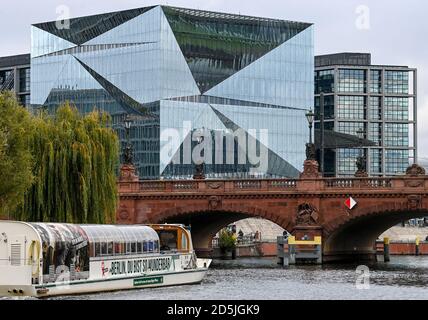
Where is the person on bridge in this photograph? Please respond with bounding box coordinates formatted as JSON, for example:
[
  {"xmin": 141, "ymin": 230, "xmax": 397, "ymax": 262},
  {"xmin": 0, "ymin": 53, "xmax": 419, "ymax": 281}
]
[{"xmin": 238, "ymin": 229, "xmax": 244, "ymax": 239}]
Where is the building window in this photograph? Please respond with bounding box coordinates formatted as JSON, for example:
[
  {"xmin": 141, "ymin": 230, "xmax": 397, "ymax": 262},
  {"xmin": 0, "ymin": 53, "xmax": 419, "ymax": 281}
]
[
  {"xmin": 385, "ymin": 149, "xmax": 409, "ymax": 174},
  {"xmin": 337, "ymin": 148, "xmax": 361, "ymax": 175},
  {"xmin": 315, "ymin": 69, "xmax": 334, "ymax": 94},
  {"xmin": 337, "ymin": 96, "xmax": 365, "ymax": 120},
  {"xmin": 314, "ymin": 94, "xmax": 334, "ymax": 119},
  {"xmin": 384, "ymin": 71, "xmax": 408, "ymax": 94},
  {"xmin": 370, "ymin": 70, "xmax": 382, "ymax": 94},
  {"xmin": 384, "ymin": 123, "xmax": 409, "ymax": 147},
  {"xmin": 19, "ymin": 94, "xmax": 30, "ymax": 107},
  {"xmin": 0, "ymin": 70, "xmax": 14, "ymax": 90},
  {"xmin": 337, "ymin": 122, "xmax": 365, "ymax": 136},
  {"xmin": 19, "ymin": 68, "xmax": 30, "ymax": 92},
  {"xmin": 369, "ymin": 96, "xmax": 381, "ymax": 120},
  {"xmin": 370, "ymin": 149, "xmax": 382, "ymax": 174},
  {"xmin": 368, "ymin": 123, "xmax": 382, "ymax": 146},
  {"xmin": 384, "ymin": 97, "xmax": 409, "ymax": 121},
  {"xmin": 338, "ymin": 69, "xmax": 366, "ymax": 93}
]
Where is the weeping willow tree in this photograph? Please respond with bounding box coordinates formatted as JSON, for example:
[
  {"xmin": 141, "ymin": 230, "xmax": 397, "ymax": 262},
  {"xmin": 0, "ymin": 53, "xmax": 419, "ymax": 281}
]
[
  {"xmin": 15, "ymin": 102, "xmax": 120, "ymax": 224},
  {"xmin": 0, "ymin": 92, "xmax": 34, "ymax": 218}
]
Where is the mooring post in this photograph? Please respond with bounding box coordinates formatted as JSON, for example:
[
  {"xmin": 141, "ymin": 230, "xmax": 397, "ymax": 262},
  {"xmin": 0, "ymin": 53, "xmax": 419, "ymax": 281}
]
[
  {"xmin": 384, "ymin": 237, "xmax": 390, "ymax": 262},
  {"xmin": 415, "ymin": 237, "xmax": 420, "ymax": 256},
  {"xmin": 288, "ymin": 236, "xmax": 296, "ymax": 265}
]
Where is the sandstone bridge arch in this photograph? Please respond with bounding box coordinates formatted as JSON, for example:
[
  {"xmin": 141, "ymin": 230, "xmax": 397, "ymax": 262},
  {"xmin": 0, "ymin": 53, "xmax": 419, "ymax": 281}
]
[
  {"xmin": 117, "ymin": 162, "xmax": 428, "ymax": 262},
  {"xmin": 149, "ymin": 205, "xmax": 291, "ymax": 253}
]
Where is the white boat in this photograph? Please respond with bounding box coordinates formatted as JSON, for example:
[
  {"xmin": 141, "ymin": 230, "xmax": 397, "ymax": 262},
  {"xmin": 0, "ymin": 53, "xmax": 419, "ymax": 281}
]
[{"xmin": 0, "ymin": 221, "xmax": 211, "ymax": 298}]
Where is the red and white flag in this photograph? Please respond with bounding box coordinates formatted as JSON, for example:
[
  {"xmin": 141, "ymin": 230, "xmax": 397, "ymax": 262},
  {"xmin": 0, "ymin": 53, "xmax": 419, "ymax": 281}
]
[{"xmin": 345, "ymin": 197, "xmax": 357, "ymax": 210}]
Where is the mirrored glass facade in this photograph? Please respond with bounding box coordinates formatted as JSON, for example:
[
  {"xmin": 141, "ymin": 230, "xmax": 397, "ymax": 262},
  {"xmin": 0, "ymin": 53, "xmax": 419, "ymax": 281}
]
[
  {"xmin": 31, "ymin": 5, "xmax": 314, "ymax": 179},
  {"xmin": 314, "ymin": 53, "xmax": 417, "ymax": 177}
]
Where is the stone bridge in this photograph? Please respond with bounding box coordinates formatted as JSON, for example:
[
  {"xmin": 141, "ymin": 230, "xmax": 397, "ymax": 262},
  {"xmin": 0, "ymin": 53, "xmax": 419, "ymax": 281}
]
[{"xmin": 117, "ymin": 161, "xmax": 428, "ymax": 262}]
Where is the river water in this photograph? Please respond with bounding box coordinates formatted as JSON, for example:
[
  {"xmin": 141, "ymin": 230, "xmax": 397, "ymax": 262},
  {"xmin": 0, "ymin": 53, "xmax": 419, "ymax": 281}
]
[{"xmin": 42, "ymin": 256, "xmax": 428, "ymax": 300}]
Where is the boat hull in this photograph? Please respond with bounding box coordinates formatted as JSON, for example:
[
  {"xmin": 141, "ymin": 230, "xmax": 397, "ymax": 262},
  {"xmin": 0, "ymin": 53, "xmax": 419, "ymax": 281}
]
[{"xmin": 0, "ymin": 264, "xmax": 210, "ymax": 298}]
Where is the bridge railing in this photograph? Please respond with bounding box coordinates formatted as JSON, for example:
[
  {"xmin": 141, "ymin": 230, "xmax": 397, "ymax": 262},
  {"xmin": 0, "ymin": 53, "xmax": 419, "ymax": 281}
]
[
  {"xmin": 126, "ymin": 175, "xmax": 426, "ymax": 194},
  {"xmin": 324, "ymin": 177, "xmax": 393, "ymax": 189}
]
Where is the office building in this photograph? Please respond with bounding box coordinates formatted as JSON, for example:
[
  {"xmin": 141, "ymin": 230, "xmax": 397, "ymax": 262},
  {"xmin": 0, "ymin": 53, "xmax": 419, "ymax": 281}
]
[
  {"xmin": 30, "ymin": 5, "xmax": 314, "ymax": 179},
  {"xmin": 315, "ymin": 53, "xmax": 417, "ymax": 177},
  {"xmin": 0, "ymin": 54, "xmax": 31, "ymax": 107}
]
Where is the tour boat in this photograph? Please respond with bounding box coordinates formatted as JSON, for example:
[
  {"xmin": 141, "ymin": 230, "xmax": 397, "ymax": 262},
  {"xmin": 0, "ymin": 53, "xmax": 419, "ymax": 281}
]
[{"xmin": 0, "ymin": 221, "xmax": 211, "ymax": 298}]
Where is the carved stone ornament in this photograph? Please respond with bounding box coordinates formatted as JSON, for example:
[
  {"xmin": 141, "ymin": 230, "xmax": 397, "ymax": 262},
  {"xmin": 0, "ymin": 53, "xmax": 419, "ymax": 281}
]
[
  {"xmin": 406, "ymin": 164, "xmax": 426, "ymax": 176},
  {"xmin": 299, "ymin": 160, "xmax": 321, "ymax": 179},
  {"xmin": 119, "ymin": 164, "xmax": 139, "ymax": 182},
  {"xmin": 119, "ymin": 210, "xmax": 129, "ymax": 220},
  {"xmin": 296, "ymin": 203, "xmax": 319, "ymax": 226},
  {"xmin": 405, "ymin": 180, "xmax": 424, "ymax": 188},
  {"xmin": 208, "ymin": 196, "xmax": 222, "ymax": 210},
  {"xmin": 407, "ymin": 195, "xmax": 422, "ymax": 210},
  {"xmin": 208, "ymin": 182, "xmax": 223, "ymax": 189}
]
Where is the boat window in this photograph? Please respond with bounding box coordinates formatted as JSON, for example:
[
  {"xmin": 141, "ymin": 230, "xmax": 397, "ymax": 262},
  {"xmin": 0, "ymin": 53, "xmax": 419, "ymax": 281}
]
[
  {"xmin": 154, "ymin": 240, "xmax": 159, "ymax": 252},
  {"xmin": 148, "ymin": 241, "xmax": 154, "ymax": 252},
  {"xmin": 95, "ymin": 243, "xmax": 101, "ymax": 257},
  {"xmin": 181, "ymin": 233, "xmax": 188, "ymax": 251},
  {"xmin": 101, "ymin": 242, "xmax": 107, "ymax": 256},
  {"xmin": 107, "ymin": 242, "xmax": 113, "ymax": 255},
  {"xmin": 143, "ymin": 241, "xmax": 148, "ymax": 252},
  {"xmin": 114, "ymin": 242, "xmax": 122, "ymax": 255},
  {"xmin": 76, "ymin": 224, "xmax": 159, "ymax": 257},
  {"xmin": 159, "ymin": 230, "xmax": 177, "ymax": 251}
]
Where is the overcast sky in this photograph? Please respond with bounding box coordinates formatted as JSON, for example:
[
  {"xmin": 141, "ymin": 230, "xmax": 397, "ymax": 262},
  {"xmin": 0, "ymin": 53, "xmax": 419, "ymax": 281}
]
[{"xmin": 1, "ymin": 0, "xmax": 427, "ymax": 160}]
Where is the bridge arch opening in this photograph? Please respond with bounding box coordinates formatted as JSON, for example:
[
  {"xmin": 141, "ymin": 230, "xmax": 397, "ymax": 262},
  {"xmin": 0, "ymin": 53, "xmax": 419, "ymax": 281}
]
[
  {"xmin": 324, "ymin": 209, "xmax": 428, "ymax": 262},
  {"xmin": 158, "ymin": 210, "xmax": 288, "ymax": 255}
]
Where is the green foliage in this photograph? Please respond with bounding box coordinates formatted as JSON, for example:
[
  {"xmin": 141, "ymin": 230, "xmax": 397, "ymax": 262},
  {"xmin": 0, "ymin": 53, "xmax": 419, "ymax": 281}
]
[
  {"xmin": 14, "ymin": 102, "xmax": 120, "ymax": 224},
  {"xmin": 218, "ymin": 229, "xmax": 237, "ymax": 251},
  {"xmin": 0, "ymin": 92, "xmax": 34, "ymax": 217}
]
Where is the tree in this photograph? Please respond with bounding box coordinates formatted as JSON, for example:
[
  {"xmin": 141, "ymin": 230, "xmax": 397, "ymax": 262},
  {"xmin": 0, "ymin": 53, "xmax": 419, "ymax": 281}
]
[
  {"xmin": 15, "ymin": 102, "xmax": 120, "ymax": 224},
  {"xmin": 218, "ymin": 229, "xmax": 237, "ymax": 252},
  {"xmin": 0, "ymin": 92, "xmax": 34, "ymax": 218}
]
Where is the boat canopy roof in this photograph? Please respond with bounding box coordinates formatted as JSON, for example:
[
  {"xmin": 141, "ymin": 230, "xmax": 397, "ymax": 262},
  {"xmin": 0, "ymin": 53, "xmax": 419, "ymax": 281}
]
[{"xmin": 28, "ymin": 223, "xmax": 159, "ymax": 244}]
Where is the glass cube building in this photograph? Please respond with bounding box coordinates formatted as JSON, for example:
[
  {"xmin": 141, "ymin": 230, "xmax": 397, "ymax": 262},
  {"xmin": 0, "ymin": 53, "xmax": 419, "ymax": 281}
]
[
  {"xmin": 315, "ymin": 53, "xmax": 417, "ymax": 177},
  {"xmin": 30, "ymin": 5, "xmax": 314, "ymax": 179}
]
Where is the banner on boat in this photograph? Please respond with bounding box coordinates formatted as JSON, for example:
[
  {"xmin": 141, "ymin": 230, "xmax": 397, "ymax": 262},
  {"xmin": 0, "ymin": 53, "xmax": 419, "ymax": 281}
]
[{"xmin": 98, "ymin": 256, "xmax": 173, "ymax": 278}]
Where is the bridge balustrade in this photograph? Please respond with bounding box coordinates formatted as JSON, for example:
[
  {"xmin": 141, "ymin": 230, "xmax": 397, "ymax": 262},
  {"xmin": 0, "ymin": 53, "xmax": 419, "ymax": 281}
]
[
  {"xmin": 124, "ymin": 174, "xmax": 426, "ymax": 195},
  {"xmin": 172, "ymin": 181, "xmax": 198, "ymax": 190},
  {"xmin": 324, "ymin": 179, "xmax": 355, "ymax": 188},
  {"xmin": 268, "ymin": 180, "xmax": 297, "ymax": 189},
  {"xmin": 324, "ymin": 178, "xmax": 393, "ymax": 189},
  {"xmin": 139, "ymin": 182, "xmax": 166, "ymax": 191},
  {"xmin": 234, "ymin": 180, "xmax": 262, "ymax": 189}
]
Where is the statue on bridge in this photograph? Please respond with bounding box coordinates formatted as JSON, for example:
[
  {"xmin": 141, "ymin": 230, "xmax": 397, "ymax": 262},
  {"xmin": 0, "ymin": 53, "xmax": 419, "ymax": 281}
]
[
  {"xmin": 406, "ymin": 164, "xmax": 426, "ymax": 176},
  {"xmin": 305, "ymin": 143, "xmax": 317, "ymax": 161},
  {"xmin": 355, "ymin": 155, "xmax": 368, "ymax": 177}
]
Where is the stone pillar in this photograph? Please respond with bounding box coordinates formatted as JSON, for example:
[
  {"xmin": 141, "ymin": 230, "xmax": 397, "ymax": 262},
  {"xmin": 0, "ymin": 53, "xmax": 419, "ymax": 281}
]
[
  {"xmin": 117, "ymin": 164, "xmax": 140, "ymax": 224},
  {"xmin": 383, "ymin": 237, "xmax": 390, "ymax": 262},
  {"xmin": 119, "ymin": 164, "xmax": 139, "ymax": 183}
]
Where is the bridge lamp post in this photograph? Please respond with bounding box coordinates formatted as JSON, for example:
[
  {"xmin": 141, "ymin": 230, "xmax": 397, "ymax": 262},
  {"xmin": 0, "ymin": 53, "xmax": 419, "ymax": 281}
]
[
  {"xmin": 304, "ymin": 109, "xmax": 317, "ymax": 163},
  {"xmin": 305, "ymin": 109, "xmax": 315, "ymax": 144}
]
